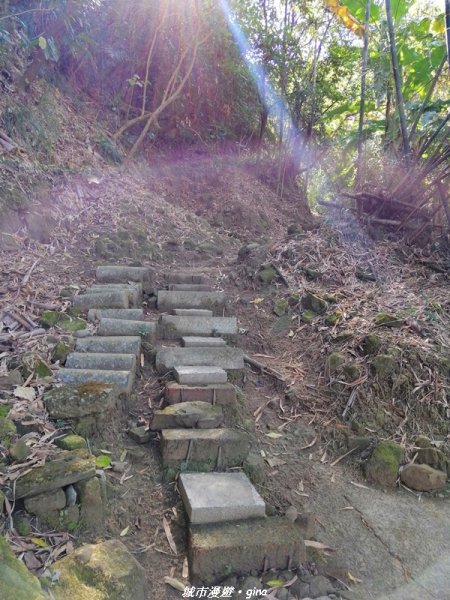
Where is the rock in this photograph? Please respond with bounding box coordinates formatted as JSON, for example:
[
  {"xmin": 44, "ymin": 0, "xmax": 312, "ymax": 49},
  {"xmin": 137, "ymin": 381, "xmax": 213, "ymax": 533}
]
[
  {"xmin": 178, "ymin": 472, "xmax": 265, "ymax": 524},
  {"xmin": 375, "ymin": 313, "xmax": 403, "ymax": 328},
  {"xmin": 343, "ymin": 363, "xmax": 360, "ymax": 382},
  {"xmin": 44, "ymin": 384, "xmax": 119, "ymax": 420},
  {"xmin": 13, "ymin": 449, "xmax": 96, "ymax": 500},
  {"xmin": 39, "ymin": 311, "xmax": 86, "ymax": 331},
  {"xmin": 373, "ymin": 354, "xmax": 396, "ymax": 379},
  {"xmin": 9, "ymin": 438, "xmax": 30, "ymax": 461},
  {"xmin": 128, "ymin": 426, "xmax": 151, "ymax": 444},
  {"xmin": 309, "ymin": 575, "xmax": 331, "ymax": 598},
  {"xmin": 0, "ymin": 370, "xmax": 23, "ymax": 389},
  {"xmin": 362, "ymin": 334, "xmax": 381, "ymax": 355},
  {"xmin": 51, "ymin": 341, "xmax": 74, "ymax": 365},
  {"xmin": 273, "ymin": 298, "xmax": 289, "ymax": 317},
  {"xmin": 75, "ymin": 477, "xmax": 104, "ymax": 529},
  {"xmin": 243, "ymin": 450, "xmax": 265, "ymax": 484},
  {"xmin": 301, "ymin": 310, "xmax": 315, "ymax": 324},
  {"xmin": 329, "ymin": 352, "xmax": 345, "ymax": 373},
  {"xmin": 365, "ymin": 441, "xmax": 404, "ymax": 488},
  {"xmin": 0, "ymin": 417, "xmax": 16, "ymax": 448},
  {"xmin": 150, "ymin": 402, "xmax": 223, "ymax": 430},
  {"xmin": 0, "ymin": 534, "xmax": 46, "ymax": 599},
  {"xmin": 301, "ymin": 292, "xmax": 327, "ymax": 315},
  {"xmin": 57, "ymin": 369, "xmax": 134, "ymax": 396},
  {"xmin": 290, "ymin": 580, "xmax": 310, "ymax": 598},
  {"xmin": 65, "ymin": 485, "xmax": 77, "ymax": 506},
  {"xmin": 24, "ymin": 489, "xmax": 66, "ymax": 515},
  {"xmin": 52, "ymin": 539, "xmax": 146, "ymax": 600},
  {"xmin": 55, "ymin": 434, "xmax": 87, "ymax": 451},
  {"xmin": 325, "ymin": 311, "xmax": 342, "ymax": 326},
  {"xmin": 257, "ymin": 265, "xmax": 277, "ymax": 285},
  {"xmin": 272, "ymin": 315, "xmax": 292, "ymax": 335},
  {"xmin": 285, "ymin": 505, "xmax": 298, "ymax": 522},
  {"xmin": 400, "ymin": 464, "xmax": 447, "ymax": 491}
]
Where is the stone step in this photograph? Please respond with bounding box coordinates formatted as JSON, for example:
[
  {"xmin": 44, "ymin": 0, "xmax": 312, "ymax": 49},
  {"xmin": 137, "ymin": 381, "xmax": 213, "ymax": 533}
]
[
  {"xmin": 155, "ymin": 347, "xmax": 244, "ymax": 375},
  {"xmin": 165, "ymin": 383, "xmax": 237, "ymax": 406},
  {"xmin": 97, "ymin": 318, "xmax": 157, "ymax": 342},
  {"xmin": 179, "ymin": 472, "xmax": 265, "ymax": 524},
  {"xmin": 188, "ymin": 517, "xmax": 306, "ymax": 584},
  {"xmin": 65, "ymin": 352, "xmax": 136, "ymax": 371},
  {"xmin": 75, "ymin": 336, "xmax": 141, "ymax": 356},
  {"xmin": 168, "ymin": 284, "xmax": 212, "ymax": 292},
  {"xmin": 86, "ymin": 284, "xmax": 142, "ymax": 307},
  {"xmin": 157, "ymin": 290, "xmax": 226, "ymax": 316},
  {"xmin": 161, "ymin": 428, "xmax": 250, "ymax": 473},
  {"xmin": 87, "ymin": 308, "xmax": 144, "ymax": 322},
  {"xmin": 174, "ymin": 366, "xmax": 227, "ymax": 385},
  {"xmin": 96, "ymin": 265, "xmax": 154, "ymax": 293},
  {"xmin": 173, "ymin": 309, "xmax": 213, "ymax": 317},
  {"xmin": 182, "ymin": 337, "xmax": 226, "ymax": 348},
  {"xmin": 150, "ymin": 402, "xmax": 223, "ymax": 430},
  {"xmin": 57, "ymin": 369, "xmax": 134, "ymax": 396},
  {"xmin": 167, "ymin": 272, "xmax": 206, "ymax": 285},
  {"xmin": 160, "ymin": 315, "xmax": 237, "ymax": 340},
  {"xmin": 73, "ymin": 291, "xmax": 130, "ymax": 311}
]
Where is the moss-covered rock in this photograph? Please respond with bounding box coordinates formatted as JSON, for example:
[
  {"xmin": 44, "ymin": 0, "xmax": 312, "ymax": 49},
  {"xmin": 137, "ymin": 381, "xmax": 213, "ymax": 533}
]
[
  {"xmin": 273, "ymin": 298, "xmax": 288, "ymax": 317},
  {"xmin": 301, "ymin": 292, "xmax": 327, "ymax": 315},
  {"xmin": 0, "ymin": 417, "xmax": 17, "ymax": 448},
  {"xmin": 51, "ymin": 341, "xmax": 74, "ymax": 365},
  {"xmin": 325, "ymin": 311, "xmax": 342, "ymax": 326},
  {"xmin": 55, "ymin": 434, "xmax": 87, "ymax": 451},
  {"xmin": 375, "ymin": 313, "xmax": 403, "ymax": 328},
  {"xmin": 40, "ymin": 311, "xmax": 86, "ymax": 332},
  {"xmin": 9, "ymin": 438, "xmax": 31, "ymax": 462},
  {"xmin": 329, "ymin": 352, "xmax": 345, "ymax": 373},
  {"xmin": 271, "ymin": 315, "xmax": 292, "ymax": 336},
  {"xmin": 257, "ymin": 265, "xmax": 277, "ymax": 285},
  {"xmin": 52, "ymin": 539, "xmax": 146, "ymax": 600},
  {"xmin": 0, "ymin": 535, "xmax": 45, "ymax": 600},
  {"xmin": 35, "ymin": 360, "xmax": 52, "ymax": 378},
  {"xmin": 300, "ymin": 310, "xmax": 315, "ymax": 324},
  {"xmin": 362, "ymin": 334, "xmax": 382, "ymax": 355},
  {"xmin": 243, "ymin": 451, "xmax": 265, "ymax": 484},
  {"xmin": 40, "ymin": 310, "xmax": 61, "ymax": 328},
  {"xmin": 373, "ymin": 354, "xmax": 396, "ymax": 380},
  {"xmin": 75, "ymin": 477, "xmax": 104, "ymax": 530},
  {"xmin": 343, "ymin": 363, "xmax": 360, "ymax": 382},
  {"xmin": 415, "ymin": 436, "xmax": 449, "ymax": 473},
  {"xmin": 365, "ymin": 441, "xmax": 404, "ymax": 488}
]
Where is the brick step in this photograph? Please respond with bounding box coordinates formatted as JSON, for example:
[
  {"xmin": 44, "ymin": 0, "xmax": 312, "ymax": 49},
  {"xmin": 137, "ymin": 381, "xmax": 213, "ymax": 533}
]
[
  {"xmin": 167, "ymin": 272, "xmax": 206, "ymax": 285},
  {"xmin": 165, "ymin": 383, "xmax": 236, "ymax": 406},
  {"xmin": 188, "ymin": 517, "xmax": 305, "ymax": 584},
  {"xmin": 75, "ymin": 336, "xmax": 141, "ymax": 356},
  {"xmin": 87, "ymin": 308, "xmax": 144, "ymax": 322},
  {"xmin": 57, "ymin": 368, "xmax": 134, "ymax": 396},
  {"xmin": 159, "ymin": 315, "xmax": 236, "ymax": 340},
  {"xmin": 97, "ymin": 318, "xmax": 156, "ymax": 342},
  {"xmin": 73, "ymin": 291, "xmax": 130, "ymax": 311},
  {"xmin": 86, "ymin": 284, "xmax": 142, "ymax": 306},
  {"xmin": 96, "ymin": 265, "xmax": 154, "ymax": 293},
  {"xmin": 155, "ymin": 347, "xmax": 244, "ymax": 375},
  {"xmin": 65, "ymin": 352, "xmax": 136, "ymax": 372},
  {"xmin": 174, "ymin": 366, "xmax": 227, "ymax": 385},
  {"xmin": 157, "ymin": 290, "xmax": 226, "ymax": 315},
  {"xmin": 150, "ymin": 402, "xmax": 223, "ymax": 430},
  {"xmin": 182, "ymin": 337, "xmax": 226, "ymax": 348},
  {"xmin": 161, "ymin": 428, "xmax": 250, "ymax": 473},
  {"xmin": 179, "ymin": 472, "xmax": 265, "ymax": 525}
]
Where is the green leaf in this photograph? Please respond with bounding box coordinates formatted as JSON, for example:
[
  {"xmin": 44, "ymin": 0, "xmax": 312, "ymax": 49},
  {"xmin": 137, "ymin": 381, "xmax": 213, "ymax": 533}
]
[
  {"xmin": 120, "ymin": 525, "xmax": 129, "ymax": 537},
  {"xmin": 266, "ymin": 579, "xmax": 284, "ymax": 587},
  {"xmin": 38, "ymin": 36, "xmax": 47, "ymax": 50},
  {"xmin": 96, "ymin": 454, "xmax": 112, "ymax": 468},
  {"xmin": 266, "ymin": 432, "xmax": 283, "ymax": 439}
]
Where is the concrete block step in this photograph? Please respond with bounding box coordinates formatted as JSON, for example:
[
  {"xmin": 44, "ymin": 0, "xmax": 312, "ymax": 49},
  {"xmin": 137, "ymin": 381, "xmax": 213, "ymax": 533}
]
[
  {"xmin": 65, "ymin": 352, "xmax": 136, "ymax": 371},
  {"xmin": 57, "ymin": 368, "xmax": 134, "ymax": 396},
  {"xmin": 165, "ymin": 383, "xmax": 237, "ymax": 406},
  {"xmin": 73, "ymin": 291, "xmax": 130, "ymax": 311},
  {"xmin": 167, "ymin": 272, "xmax": 206, "ymax": 285},
  {"xmin": 155, "ymin": 347, "xmax": 244, "ymax": 375},
  {"xmin": 87, "ymin": 308, "xmax": 144, "ymax": 322},
  {"xmin": 182, "ymin": 337, "xmax": 226, "ymax": 348},
  {"xmin": 161, "ymin": 428, "xmax": 250, "ymax": 473},
  {"xmin": 173, "ymin": 309, "xmax": 213, "ymax": 317},
  {"xmin": 188, "ymin": 517, "xmax": 306, "ymax": 584},
  {"xmin": 75, "ymin": 336, "xmax": 141, "ymax": 356},
  {"xmin": 160, "ymin": 315, "xmax": 237, "ymax": 340},
  {"xmin": 179, "ymin": 472, "xmax": 265, "ymax": 525},
  {"xmin": 174, "ymin": 366, "xmax": 227, "ymax": 385},
  {"xmin": 157, "ymin": 291, "xmax": 226, "ymax": 316},
  {"xmin": 86, "ymin": 284, "xmax": 142, "ymax": 307},
  {"xmin": 168, "ymin": 284, "xmax": 212, "ymax": 292},
  {"xmin": 97, "ymin": 318, "xmax": 157, "ymax": 342},
  {"xmin": 150, "ymin": 401, "xmax": 223, "ymax": 430},
  {"xmin": 96, "ymin": 265, "xmax": 154, "ymax": 293}
]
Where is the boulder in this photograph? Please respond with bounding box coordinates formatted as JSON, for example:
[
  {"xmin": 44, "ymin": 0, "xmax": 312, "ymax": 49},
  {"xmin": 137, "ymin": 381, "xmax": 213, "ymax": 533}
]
[
  {"xmin": 365, "ymin": 441, "xmax": 404, "ymax": 488},
  {"xmin": 301, "ymin": 291, "xmax": 327, "ymax": 315},
  {"xmin": 44, "ymin": 384, "xmax": 119, "ymax": 420},
  {"xmin": 400, "ymin": 464, "xmax": 447, "ymax": 492},
  {"xmin": 0, "ymin": 535, "xmax": 45, "ymax": 600}
]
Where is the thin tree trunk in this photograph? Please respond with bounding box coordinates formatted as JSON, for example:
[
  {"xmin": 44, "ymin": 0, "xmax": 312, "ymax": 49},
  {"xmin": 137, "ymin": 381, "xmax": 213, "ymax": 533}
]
[
  {"xmin": 385, "ymin": 0, "xmax": 410, "ymax": 159},
  {"xmin": 445, "ymin": 0, "xmax": 450, "ymax": 68},
  {"xmin": 356, "ymin": 0, "xmax": 371, "ymax": 192}
]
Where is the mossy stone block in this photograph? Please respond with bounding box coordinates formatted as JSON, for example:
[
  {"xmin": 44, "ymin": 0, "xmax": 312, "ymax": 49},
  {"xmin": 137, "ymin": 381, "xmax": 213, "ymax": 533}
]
[
  {"xmin": 329, "ymin": 352, "xmax": 345, "ymax": 373},
  {"xmin": 301, "ymin": 292, "xmax": 327, "ymax": 315},
  {"xmin": 365, "ymin": 441, "xmax": 404, "ymax": 488},
  {"xmin": 362, "ymin": 334, "xmax": 381, "ymax": 355},
  {"xmin": 0, "ymin": 417, "xmax": 17, "ymax": 448},
  {"xmin": 257, "ymin": 266, "xmax": 277, "ymax": 285},
  {"xmin": 301, "ymin": 310, "xmax": 315, "ymax": 324},
  {"xmin": 0, "ymin": 535, "xmax": 45, "ymax": 600},
  {"xmin": 325, "ymin": 311, "xmax": 342, "ymax": 326},
  {"xmin": 56, "ymin": 434, "xmax": 87, "ymax": 451},
  {"xmin": 373, "ymin": 354, "xmax": 396, "ymax": 380},
  {"xmin": 273, "ymin": 298, "xmax": 288, "ymax": 317},
  {"xmin": 375, "ymin": 313, "xmax": 403, "ymax": 328}
]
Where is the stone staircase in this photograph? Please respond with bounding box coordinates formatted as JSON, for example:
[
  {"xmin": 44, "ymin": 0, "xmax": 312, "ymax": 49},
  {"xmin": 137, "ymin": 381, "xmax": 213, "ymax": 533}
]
[
  {"xmin": 153, "ymin": 271, "xmax": 305, "ymax": 584},
  {"xmin": 47, "ymin": 264, "xmax": 306, "ymax": 586}
]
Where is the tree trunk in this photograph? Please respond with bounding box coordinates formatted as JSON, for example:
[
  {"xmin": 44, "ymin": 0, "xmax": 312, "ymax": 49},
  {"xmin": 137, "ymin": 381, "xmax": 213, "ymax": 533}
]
[
  {"xmin": 385, "ymin": 0, "xmax": 410, "ymax": 159},
  {"xmin": 356, "ymin": 0, "xmax": 371, "ymax": 191}
]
